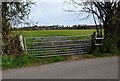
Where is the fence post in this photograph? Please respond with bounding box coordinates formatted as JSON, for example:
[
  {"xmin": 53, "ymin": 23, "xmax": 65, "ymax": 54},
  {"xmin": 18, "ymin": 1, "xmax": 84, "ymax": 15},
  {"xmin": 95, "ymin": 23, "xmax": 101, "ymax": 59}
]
[
  {"xmin": 77, "ymin": 36, "xmax": 79, "ymax": 54},
  {"xmin": 91, "ymin": 32, "xmax": 96, "ymax": 52},
  {"xmin": 19, "ymin": 35, "xmax": 25, "ymax": 52}
]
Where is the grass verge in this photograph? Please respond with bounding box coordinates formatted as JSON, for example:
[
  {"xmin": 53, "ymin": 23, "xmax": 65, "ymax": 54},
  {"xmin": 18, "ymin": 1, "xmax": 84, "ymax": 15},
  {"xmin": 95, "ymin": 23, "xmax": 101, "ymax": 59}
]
[
  {"xmin": 2, "ymin": 54, "xmax": 65, "ymax": 70},
  {"xmin": 2, "ymin": 53, "xmax": 119, "ymax": 70}
]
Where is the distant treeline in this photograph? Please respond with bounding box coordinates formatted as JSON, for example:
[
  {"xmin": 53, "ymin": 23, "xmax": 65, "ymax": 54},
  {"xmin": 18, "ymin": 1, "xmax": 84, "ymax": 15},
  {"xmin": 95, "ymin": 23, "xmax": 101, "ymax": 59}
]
[{"xmin": 12, "ymin": 25, "xmax": 102, "ymax": 30}]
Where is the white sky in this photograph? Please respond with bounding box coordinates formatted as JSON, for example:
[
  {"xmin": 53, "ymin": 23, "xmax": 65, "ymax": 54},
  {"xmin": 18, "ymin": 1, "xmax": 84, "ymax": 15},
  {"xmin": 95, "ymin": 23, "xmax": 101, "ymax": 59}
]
[{"xmin": 28, "ymin": 0, "xmax": 95, "ymax": 26}]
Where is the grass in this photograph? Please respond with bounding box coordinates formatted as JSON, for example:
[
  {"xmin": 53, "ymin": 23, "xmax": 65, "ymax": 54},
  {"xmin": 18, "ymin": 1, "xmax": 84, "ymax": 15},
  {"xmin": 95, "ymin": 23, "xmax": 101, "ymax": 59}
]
[
  {"xmin": 2, "ymin": 52, "xmax": 119, "ymax": 70},
  {"xmin": 2, "ymin": 54, "xmax": 39, "ymax": 69},
  {"xmin": 13, "ymin": 30, "xmax": 96, "ymax": 37},
  {"xmin": 2, "ymin": 54, "xmax": 65, "ymax": 70}
]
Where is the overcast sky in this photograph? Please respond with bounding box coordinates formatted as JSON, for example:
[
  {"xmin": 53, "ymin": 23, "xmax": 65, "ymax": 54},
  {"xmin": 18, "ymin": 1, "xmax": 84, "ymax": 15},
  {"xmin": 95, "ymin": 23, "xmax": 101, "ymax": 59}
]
[{"xmin": 28, "ymin": 0, "xmax": 95, "ymax": 26}]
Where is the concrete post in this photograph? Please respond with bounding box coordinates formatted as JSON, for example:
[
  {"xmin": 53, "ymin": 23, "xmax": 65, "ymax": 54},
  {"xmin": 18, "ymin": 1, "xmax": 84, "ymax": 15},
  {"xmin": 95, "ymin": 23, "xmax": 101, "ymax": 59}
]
[{"xmin": 19, "ymin": 35, "xmax": 25, "ymax": 52}]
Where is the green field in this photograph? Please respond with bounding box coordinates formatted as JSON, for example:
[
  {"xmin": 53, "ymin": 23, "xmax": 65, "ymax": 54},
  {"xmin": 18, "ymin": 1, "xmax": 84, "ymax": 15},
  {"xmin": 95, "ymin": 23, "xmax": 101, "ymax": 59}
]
[{"xmin": 13, "ymin": 30, "xmax": 96, "ymax": 37}]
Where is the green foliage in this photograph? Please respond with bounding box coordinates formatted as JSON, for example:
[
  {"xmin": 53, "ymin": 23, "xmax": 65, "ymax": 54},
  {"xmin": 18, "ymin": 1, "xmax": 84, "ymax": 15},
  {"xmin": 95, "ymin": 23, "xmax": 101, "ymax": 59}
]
[
  {"xmin": 2, "ymin": 54, "xmax": 65, "ymax": 70},
  {"xmin": 2, "ymin": 52, "xmax": 119, "ymax": 70},
  {"xmin": 91, "ymin": 47, "xmax": 119, "ymax": 57},
  {"xmin": 102, "ymin": 34, "xmax": 119, "ymax": 54},
  {"xmin": 13, "ymin": 54, "xmax": 29, "ymax": 67},
  {"xmin": 2, "ymin": 54, "xmax": 39, "ymax": 69},
  {"xmin": 2, "ymin": 55, "xmax": 14, "ymax": 69}
]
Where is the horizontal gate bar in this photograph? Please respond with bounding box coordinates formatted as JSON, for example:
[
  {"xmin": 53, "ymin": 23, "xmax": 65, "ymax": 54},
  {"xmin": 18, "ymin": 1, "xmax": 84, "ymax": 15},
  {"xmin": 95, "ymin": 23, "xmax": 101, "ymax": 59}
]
[{"xmin": 25, "ymin": 35, "xmax": 91, "ymax": 39}]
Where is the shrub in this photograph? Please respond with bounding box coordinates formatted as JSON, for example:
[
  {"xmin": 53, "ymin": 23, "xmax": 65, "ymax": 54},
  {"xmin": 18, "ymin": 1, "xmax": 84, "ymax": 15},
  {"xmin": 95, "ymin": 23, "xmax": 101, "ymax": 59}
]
[{"xmin": 2, "ymin": 35, "xmax": 22, "ymax": 55}]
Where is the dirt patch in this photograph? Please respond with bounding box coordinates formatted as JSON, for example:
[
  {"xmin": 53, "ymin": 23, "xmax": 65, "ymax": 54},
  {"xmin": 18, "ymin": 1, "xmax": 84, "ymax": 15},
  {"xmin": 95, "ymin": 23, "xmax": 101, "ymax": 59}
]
[{"xmin": 64, "ymin": 54, "xmax": 86, "ymax": 60}]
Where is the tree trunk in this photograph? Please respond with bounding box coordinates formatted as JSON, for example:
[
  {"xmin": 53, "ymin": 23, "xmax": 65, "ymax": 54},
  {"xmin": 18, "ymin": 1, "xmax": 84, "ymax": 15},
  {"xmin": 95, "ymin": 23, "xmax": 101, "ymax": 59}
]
[
  {"xmin": 2, "ymin": 3, "xmax": 11, "ymax": 43},
  {"xmin": 1, "ymin": 3, "xmax": 12, "ymax": 54}
]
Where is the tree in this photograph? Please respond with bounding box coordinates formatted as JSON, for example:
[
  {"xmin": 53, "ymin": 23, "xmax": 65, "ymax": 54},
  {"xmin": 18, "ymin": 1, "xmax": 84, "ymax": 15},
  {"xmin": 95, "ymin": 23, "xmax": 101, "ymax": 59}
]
[
  {"xmin": 68, "ymin": 0, "xmax": 120, "ymax": 53},
  {"xmin": 2, "ymin": 2, "xmax": 33, "ymax": 41},
  {"xmin": 1, "ymin": 1, "xmax": 33, "ymax": 54}
]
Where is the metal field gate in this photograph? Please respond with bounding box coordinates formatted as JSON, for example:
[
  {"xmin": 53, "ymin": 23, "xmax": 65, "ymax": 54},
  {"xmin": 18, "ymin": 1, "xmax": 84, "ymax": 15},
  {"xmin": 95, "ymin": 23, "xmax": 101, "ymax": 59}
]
[{"xmin": 24, "ymin": 35, "xmax": 91, "ymax": 57}]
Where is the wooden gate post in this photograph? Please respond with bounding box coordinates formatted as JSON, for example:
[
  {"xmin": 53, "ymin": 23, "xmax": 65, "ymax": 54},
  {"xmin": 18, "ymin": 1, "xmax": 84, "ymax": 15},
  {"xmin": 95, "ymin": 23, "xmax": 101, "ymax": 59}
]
[{"xmin": 91, "ymin": 32, "xmax": 96, "ymax": 52}]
